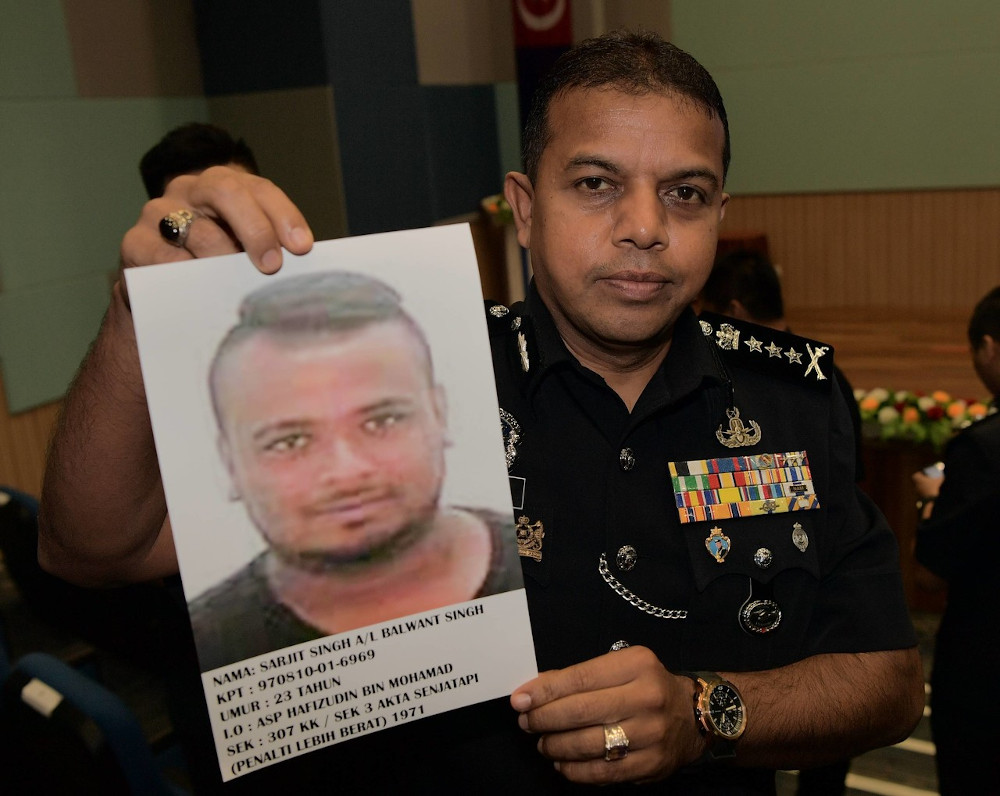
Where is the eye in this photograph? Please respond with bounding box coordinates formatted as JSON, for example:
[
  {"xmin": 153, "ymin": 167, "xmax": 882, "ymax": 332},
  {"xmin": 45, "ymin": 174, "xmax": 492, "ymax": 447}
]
[
  {"xmin": 577, "ymin": 176, "xmax": 614, "ymax": 192},
  {"xmin": 362, "ymin": 411, "xmax": 407, "ymax": 435},
  {"xmin": 264, "ymin": 433, "xmax": 309, "ymax": 453},
  {"xmin": 668, "ymin": 185, "xmax": 705, "ymax": 203}
]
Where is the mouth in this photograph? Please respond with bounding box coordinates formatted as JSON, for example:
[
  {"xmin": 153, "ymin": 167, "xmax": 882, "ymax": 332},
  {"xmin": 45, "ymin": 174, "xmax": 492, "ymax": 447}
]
[
  {"xmin": 306, "ymin": 490, "xmax": 396, "ymax": 527},
  {"xmin": 599, "ymin": 270, "xmax": 671, "ymax": 300}
]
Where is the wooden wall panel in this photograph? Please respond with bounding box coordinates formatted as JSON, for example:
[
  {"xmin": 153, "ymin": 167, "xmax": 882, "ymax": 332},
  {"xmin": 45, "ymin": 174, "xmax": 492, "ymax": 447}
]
[
  {"xmin": 721, "ymin": 187, "xmax": 1000, "ymax": 311},
  {"xmin": 0, "ymin": 370, "xmax": 60, "ymax": 496}
]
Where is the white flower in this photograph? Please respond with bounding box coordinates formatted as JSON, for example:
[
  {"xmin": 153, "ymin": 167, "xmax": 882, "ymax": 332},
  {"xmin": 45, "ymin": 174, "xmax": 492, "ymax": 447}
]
[
  {"xmin": 867, "ymin": 388, "xmax": 890, "ymax": 403},
  {"xmin": 917, "ymin": 396, "xmax": 935, "ymax": 411},
  {"xmin": 894, "ymin": 390, "xmax": 910, "ymax": 403},
  {"xmin": 878, "ymin": 406, "xmax": 900, "ymax": 423}
]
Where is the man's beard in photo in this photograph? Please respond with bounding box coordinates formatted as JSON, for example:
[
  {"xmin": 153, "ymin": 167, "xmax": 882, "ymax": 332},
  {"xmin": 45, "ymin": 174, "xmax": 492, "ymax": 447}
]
[{"xmin": 270, "ymin": 511, "xmax": 438, "ymax": 574}]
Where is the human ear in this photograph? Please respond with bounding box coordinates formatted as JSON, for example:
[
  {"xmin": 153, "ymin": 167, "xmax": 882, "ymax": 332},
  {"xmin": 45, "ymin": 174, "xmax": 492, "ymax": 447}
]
[
  {"xmin": 504, "ymin": 171, "xmax": 534, "ymax": 250},
  {"xmin": 983, "ymin": 334, "xmax": 998, "ymax": 361}
]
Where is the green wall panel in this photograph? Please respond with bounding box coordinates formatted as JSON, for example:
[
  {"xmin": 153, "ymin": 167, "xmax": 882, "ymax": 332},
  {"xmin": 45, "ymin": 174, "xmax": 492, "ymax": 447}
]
[
  {"xmin": 672, "ymin": 0, "xmax": 1000, "ymax": 194},
  {"xmin": 0, "ymin": 274, "xmax": 111, "ymax": 412},
  {"xmin": 0, "ymin": 0, "xmax": 75, "ymax": 98},
  {"xmin": 494, "ymin": 81, "xmax": 522, "ymax": 179},
  {"xmin": 0, "ymin": 97, "xmax": 208, "ymax": 290},
  {"xmin": 0, "ymin": 96, "xmax": 208, "ymax": 410}
]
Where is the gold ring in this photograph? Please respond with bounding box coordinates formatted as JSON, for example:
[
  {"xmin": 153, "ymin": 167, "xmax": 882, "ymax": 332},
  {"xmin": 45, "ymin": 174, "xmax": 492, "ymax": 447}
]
[
  {"xmin": 159, "ymin": 209, "xmax": 198, "ymax": 247},
  {"xmin": 603, "ymin": 722, "xmax": 629, "ymax": 761}
]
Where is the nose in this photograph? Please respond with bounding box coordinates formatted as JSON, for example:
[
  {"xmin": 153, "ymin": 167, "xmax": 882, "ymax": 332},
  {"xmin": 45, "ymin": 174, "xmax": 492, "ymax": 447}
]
[
  {"xmin": 319, "ymin": 433, "xmax": 377, "ymax": 484},
  {"xmin": 613, "ymin": 187, "xmax": 667, "ymax": 250}
]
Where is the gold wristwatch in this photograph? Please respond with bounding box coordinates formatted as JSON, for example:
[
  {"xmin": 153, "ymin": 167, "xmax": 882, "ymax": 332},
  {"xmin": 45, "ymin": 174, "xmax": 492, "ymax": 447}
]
[{"xmin": 682, "ymin": 671, "xmax": 747, "ymax": 763}]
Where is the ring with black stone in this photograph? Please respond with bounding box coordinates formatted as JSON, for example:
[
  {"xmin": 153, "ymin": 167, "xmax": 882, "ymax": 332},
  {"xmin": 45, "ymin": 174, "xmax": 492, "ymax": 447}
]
[{"xmin": 159, "ymin": 209, "xmax": 198, "ymax": 247}]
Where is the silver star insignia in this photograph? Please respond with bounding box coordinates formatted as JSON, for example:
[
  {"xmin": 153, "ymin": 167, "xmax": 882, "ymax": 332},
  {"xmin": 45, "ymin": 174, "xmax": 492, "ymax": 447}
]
[
  {"xmin": 766, "ymin": 342, "xmax": 783, "ymax": 358},
  {"xmin": 785, "ymin": 347, "xmax": 803, "ymax": 365},
  {"xmin": 745, "ymin": 335, "xmax": 763, "ymax": 353}
]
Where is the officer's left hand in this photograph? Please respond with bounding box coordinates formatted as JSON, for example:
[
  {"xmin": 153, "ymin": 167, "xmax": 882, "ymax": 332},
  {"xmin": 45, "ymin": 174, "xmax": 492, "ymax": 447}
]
[{"xmin": 510, "ymin": 646, "xmax": 705, "ymax": 784}]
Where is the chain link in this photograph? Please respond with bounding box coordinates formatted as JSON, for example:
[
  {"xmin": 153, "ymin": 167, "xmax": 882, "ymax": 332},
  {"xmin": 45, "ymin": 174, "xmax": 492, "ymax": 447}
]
[{"xmin": 598, "ymin": 554, "xmax": 688, "ymax": 620}]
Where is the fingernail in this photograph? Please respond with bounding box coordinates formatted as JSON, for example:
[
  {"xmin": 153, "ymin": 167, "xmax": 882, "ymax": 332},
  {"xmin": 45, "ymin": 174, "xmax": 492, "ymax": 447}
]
[
  {"xmin": 290, "ymin": 227, "xmax": 311, "ymax": 249},
  {"xmin": 262, "ymin": 248, "xmax": 282, "ymax": 273},
  {"xmin": 518, "ymin": 713, "xmax": 529, "ymax": 731},
  {"xmin": 511, "ymin": 692, "xmax": 531, "ymax": 711}
]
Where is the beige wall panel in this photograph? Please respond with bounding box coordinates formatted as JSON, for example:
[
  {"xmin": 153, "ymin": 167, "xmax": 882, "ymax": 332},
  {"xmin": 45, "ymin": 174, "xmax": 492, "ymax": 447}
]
[
  {"xmin": 603, "ymin": 0, "xmax": 670, "ymax": 36},
  {"xmin": 0, "ymin": 370, "xmax": 60, "ymax": 495},
  {"xmin": 209, "ymin": 87, "xmax": 348, "ymax": 242},
  {"xmin": 412, "ymin": 0, "xmax": 515, "ymax": 85},
  {"xmin": 721, "ymin": 188, "xmax": 1000, "ymax": 312},
  {"xmin": 574, "ymin": 0, "xmax": 671, "ymax": 40},
  {"xmin": 63, "ymin": 0, "xmax": 203, "ymax": 97}
]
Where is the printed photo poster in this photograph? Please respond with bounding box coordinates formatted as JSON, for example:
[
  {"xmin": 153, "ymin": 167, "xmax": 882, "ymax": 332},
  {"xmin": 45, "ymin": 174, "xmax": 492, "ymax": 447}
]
[{"xmin": 126, "ymin": 225, "xmax": 537, "ymax": 782}]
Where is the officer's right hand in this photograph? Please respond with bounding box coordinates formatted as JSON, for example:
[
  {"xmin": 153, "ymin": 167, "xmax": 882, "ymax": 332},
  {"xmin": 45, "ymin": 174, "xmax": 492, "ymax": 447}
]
[{"xmin": 120, "ymin": 165, "xmax": 314, "ymax": 276}]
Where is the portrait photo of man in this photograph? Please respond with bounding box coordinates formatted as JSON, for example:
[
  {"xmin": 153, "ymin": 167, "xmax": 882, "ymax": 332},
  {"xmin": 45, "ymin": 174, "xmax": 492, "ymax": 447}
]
[{"xmin": 182, "ymin": 270, "xmax": 522, "ymax": 671}]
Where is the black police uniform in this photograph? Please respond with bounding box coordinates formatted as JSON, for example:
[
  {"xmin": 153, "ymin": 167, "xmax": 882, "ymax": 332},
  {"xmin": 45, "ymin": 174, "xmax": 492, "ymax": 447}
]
[
  {"xmin": 170, "ymin": 285, "xmax": 915, "ymax": 794},
  {"xmin": 914, "ymin": 408, "xmax": 1000, "ymax": 794},
  {"xmin": 484, "ymin": 283, "xmax": 915, "ymax": 792}
]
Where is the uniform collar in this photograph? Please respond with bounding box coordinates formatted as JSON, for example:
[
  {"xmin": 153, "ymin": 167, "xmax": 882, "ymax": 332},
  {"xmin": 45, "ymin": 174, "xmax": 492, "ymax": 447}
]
[{"xmin": 518, "ymin": 281, "xmax": 724, "ymax": 408}]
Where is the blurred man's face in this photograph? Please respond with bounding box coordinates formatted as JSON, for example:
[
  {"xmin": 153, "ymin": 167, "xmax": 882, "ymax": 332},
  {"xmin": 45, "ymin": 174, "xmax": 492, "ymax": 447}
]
[{"xmin": 213, "ymin": 320, "xmax": 447, "ymax": 564}]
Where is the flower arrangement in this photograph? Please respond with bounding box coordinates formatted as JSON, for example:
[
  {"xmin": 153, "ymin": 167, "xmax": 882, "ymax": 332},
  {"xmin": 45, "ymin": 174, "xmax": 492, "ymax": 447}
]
[
  {"xmin": 855, "ymin": 388, "xmax": 995, "ymax": 449},
  {"xmin": 480, "ymin": 193, "xmax": 514, "ymax": 226}
]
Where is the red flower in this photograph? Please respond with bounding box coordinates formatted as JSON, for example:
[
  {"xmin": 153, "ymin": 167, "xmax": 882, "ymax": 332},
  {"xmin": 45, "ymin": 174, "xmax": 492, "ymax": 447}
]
[{"xmin": 926, "ymin": 406, "xmax": 945, "ymax": 420}]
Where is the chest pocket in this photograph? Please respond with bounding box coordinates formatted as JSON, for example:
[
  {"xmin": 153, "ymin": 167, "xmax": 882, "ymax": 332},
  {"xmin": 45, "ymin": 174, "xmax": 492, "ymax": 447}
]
[{"xmin": 683, "ymin": 512, "xmax": 822, "ymax": 591}]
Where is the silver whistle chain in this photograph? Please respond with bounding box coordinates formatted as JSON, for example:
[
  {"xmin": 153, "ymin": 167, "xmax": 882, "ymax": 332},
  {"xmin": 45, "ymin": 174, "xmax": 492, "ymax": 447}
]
[{"xmin": 598, "ymin": 554, "xmax": 688, "ymax": 620}]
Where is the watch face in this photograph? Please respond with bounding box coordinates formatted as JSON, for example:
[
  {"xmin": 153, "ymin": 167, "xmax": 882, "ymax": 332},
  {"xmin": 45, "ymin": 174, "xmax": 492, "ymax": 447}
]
[{"xmin": 706, "ymin": 683, "xmax": 746, "ymax": 739}]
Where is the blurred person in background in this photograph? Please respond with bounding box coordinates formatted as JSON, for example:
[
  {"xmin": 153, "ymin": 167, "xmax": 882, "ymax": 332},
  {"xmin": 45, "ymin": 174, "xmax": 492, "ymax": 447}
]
[{"xmin": 913, "ymin": 286, "xmax": 1000, "ymax": 795}]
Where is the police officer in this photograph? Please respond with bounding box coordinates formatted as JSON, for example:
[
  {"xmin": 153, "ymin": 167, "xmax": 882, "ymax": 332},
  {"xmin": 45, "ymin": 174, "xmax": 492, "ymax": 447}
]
[{"xmin": 40, "ymin": 30, "xmax": 922, "ymax": 792}]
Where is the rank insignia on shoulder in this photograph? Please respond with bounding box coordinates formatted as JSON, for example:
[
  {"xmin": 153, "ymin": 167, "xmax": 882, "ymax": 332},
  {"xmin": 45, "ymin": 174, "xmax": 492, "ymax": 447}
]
[
  {"xmin": 516, "ymin": 515, "xmax": 544, "ymax": 561},
  {"xmin": 715, "ymin": 323, "xmax": 740, "ymax": 350},
  {"xmin": 669, "ymin": 451, "xmax": 821, "ymax": 524},
  {"xmin": 488, "ymin": 303, "xmax": 509, "ymax": 318},
  {"xmin": 698, "ymin": 312, "xmax": 835, "ymax": 387}
]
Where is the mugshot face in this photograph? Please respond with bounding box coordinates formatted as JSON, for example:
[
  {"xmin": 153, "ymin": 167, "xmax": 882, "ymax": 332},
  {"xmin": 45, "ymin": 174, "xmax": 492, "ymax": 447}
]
[{"xmin": 213, "ymin": 319, "xmax": 448, "ymax": 561}]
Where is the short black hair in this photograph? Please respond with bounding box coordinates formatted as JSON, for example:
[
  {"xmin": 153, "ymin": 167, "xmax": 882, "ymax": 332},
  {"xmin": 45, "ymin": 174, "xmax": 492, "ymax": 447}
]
[
  {"xmin": 208, "ymin": 272, "xmax": 434, "ymax": 428},
  {"xmin": 968, "ymin": 286, "xmax": 1000, "ymax": 348},
  {"xmin": 139, "ymin": 123, "xmax": 259, "ymax": 199},
  {"xmin": 521, "ymin": 29, "xmax": 730, "ymax": 183},
  {"xmin": 702, "ymin": 249, "xmax": 784, "ymax": 323}
]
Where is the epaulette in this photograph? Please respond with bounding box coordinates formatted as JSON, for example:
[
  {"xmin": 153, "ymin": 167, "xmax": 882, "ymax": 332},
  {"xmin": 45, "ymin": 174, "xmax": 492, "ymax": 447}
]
[{"xmin": 698, "ymin": 312, "xmax": 835, "ymax": 391}]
